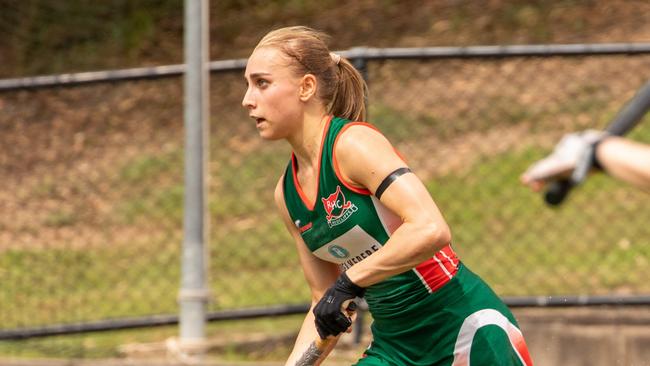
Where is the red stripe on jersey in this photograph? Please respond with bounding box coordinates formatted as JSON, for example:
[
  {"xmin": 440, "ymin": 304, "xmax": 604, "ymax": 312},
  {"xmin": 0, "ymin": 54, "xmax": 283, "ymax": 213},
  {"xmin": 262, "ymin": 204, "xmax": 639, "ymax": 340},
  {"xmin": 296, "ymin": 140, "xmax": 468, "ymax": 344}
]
[
  {"xmin": 414, "ymin": 244, "xmax": 459, "ymax": 293},
  {"xmin": 439, "ymin": 244, "xmax": 459, "ymax": 273},
  {"xmin": 510, "ymin": 330, "xmax": 534, "ymax": 366},
  {"xmin": 299, "ymin": 222, "xmax": 313, "ymax": 233}
]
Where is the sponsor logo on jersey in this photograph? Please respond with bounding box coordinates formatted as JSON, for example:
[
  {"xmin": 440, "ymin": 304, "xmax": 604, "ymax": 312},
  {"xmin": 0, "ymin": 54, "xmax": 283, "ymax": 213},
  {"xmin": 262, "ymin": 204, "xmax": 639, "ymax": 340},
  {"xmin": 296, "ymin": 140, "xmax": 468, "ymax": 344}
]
[
  {"xmin": 321, "ymin": 185, "xmax": 358, "ymax": 228},
  {"xmin": 328, "ymin": 245, "xmax": 350, "ymax": 259}
]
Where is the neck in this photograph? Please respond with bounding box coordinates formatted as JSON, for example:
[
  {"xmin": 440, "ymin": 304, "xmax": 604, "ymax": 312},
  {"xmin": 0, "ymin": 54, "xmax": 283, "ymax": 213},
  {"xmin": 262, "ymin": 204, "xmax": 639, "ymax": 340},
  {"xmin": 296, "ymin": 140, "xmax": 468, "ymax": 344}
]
[{"xmin": 287, "ymin": 109, "xmax": 330, "ymax": 171}]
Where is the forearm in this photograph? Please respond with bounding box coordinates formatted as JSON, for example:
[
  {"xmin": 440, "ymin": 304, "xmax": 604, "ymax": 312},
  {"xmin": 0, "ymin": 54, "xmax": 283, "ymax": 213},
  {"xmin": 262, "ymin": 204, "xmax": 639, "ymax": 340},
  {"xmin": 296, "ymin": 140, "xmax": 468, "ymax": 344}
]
[
  {"xmin": 345, "ymin": 221, "xmax": 450, "ymax": 288},
  {"xmin": 597, "ymin": 137, "xmax": 650, "ymax": 190},
  {"xmin": 285, "ymin": 305, "xmax": 338, "ymax": 366}
]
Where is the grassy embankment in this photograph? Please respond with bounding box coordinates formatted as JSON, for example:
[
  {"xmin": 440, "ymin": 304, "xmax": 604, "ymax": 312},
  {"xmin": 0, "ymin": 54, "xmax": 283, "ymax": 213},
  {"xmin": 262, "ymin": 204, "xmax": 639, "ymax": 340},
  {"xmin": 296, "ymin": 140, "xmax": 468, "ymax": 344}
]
[{"xmin": 2, "ymin": 104, "xmax": 649, "ymax": 359}]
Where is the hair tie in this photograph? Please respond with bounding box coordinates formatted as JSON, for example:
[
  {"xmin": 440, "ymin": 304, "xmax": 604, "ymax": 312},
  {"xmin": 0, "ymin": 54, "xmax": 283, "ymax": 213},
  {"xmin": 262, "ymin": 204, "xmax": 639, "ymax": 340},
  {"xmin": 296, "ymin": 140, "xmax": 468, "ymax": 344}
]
[{"xmin": 330, "ymin": 52, "xmax": 341, "ymax": 65}]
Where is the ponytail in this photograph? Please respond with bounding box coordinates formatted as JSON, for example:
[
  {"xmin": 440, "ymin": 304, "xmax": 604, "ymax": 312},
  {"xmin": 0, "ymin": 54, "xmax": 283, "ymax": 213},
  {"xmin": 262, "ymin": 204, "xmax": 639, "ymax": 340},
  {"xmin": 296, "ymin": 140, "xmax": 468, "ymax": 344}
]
[{"xmin": 329, "ymin": 57, "xmax": 368, "ymax": 122}]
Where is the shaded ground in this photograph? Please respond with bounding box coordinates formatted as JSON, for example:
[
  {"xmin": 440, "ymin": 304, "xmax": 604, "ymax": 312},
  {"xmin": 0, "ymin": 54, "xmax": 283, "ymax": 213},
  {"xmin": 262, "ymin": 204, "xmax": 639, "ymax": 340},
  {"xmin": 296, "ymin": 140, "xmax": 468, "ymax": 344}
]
[{"xmin": 5, "ymin": 306, "xmax": 649, "ymax": 366}]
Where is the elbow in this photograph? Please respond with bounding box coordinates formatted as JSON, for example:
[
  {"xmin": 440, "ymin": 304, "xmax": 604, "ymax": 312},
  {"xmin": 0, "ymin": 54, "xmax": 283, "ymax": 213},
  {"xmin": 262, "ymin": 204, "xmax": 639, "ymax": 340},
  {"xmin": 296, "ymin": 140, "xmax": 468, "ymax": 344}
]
[{"xmin": 421, "ymin": 221, "xmax": 452, "ymax": 252}]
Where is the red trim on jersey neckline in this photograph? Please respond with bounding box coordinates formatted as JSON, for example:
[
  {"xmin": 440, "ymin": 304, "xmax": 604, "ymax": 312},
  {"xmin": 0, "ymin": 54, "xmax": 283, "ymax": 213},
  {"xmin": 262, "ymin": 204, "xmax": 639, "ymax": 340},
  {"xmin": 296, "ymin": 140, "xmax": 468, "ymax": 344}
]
[
  {"xmin": 291, "ymin": 116, "xmax": 333, "ymax": 211},
  {"xmin": 414, "ymin": 244, "xmax": 459, "ymax": 293},
  {"xmin": 332, "ymin": 122, "xmax": 376, "ymax": 195}
]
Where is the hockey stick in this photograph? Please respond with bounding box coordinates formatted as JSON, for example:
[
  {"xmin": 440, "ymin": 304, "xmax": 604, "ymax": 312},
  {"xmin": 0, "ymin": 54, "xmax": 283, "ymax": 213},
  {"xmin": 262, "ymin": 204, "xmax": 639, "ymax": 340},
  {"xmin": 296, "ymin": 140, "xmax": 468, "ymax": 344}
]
[{"xmin": 545, "ymin": 80, "xmax": 650, "ymax": 205}]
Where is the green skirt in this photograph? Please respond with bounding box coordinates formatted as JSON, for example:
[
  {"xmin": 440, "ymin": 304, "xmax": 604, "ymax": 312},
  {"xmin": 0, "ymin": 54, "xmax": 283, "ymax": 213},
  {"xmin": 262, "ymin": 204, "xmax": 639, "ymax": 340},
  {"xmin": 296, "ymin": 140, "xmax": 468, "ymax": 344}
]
[{"xmin": 354, "ymin": 264, "xmax": 533, "ymax": 366}]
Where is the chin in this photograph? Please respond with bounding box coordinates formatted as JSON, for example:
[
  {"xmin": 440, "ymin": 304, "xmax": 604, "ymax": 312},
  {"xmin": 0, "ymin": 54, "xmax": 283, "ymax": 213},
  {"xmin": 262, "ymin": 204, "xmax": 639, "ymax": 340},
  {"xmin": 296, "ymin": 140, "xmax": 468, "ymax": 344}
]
[{"xmin": 258, "ymin": 130, "xmax": 284, "ymax": 141}]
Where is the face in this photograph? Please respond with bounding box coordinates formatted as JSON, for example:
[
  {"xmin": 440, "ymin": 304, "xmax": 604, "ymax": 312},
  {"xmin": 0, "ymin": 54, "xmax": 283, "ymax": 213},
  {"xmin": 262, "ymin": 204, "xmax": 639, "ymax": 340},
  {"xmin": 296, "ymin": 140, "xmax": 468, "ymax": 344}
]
[{"xmin": 242, "ymin": 47, "xmax": 304, "ymax": 140}]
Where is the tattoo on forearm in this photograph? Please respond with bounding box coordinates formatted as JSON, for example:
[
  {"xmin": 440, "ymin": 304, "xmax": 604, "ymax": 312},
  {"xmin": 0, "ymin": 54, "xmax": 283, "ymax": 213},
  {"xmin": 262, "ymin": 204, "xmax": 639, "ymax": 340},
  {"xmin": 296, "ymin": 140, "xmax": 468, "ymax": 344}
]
[{"xmin": 294, "ymin": 341, "xmax": 323, "ymax": 366}]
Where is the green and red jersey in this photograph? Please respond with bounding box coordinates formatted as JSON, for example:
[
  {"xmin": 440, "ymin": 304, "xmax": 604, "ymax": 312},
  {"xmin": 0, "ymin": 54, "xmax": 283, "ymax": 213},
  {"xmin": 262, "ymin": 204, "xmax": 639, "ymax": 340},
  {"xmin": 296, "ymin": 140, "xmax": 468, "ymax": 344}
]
[
  {"xmin": 282, "ymin": 116, "xmax": 532, "ymax": 365},
  {"xmin": 282, "ymin": 116, "xmax": 459, "ymax": 320}
]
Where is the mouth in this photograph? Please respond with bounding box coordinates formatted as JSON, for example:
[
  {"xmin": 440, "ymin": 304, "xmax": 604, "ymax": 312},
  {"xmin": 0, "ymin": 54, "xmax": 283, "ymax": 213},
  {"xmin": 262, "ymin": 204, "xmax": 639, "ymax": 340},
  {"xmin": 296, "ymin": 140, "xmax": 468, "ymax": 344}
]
[{"xmin": 251, "ymin": 116, "xmax": 266, "ymax": 125}]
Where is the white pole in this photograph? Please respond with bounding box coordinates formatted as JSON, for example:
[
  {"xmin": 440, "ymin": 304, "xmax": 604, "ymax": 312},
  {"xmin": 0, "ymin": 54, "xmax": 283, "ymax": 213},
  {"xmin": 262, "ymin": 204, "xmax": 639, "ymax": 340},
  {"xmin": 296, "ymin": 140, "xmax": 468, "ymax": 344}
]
[{"xmin": 178, "ymin": 0, "xmax": 210, "ymax": 357}]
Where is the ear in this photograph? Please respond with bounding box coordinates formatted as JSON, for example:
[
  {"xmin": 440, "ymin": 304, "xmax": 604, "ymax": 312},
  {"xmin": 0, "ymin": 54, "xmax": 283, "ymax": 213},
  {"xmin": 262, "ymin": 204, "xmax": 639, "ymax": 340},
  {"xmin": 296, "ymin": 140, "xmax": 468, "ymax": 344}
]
[{"xmin": 299, "ymin": 74, "xmax": 317, "ymax": 102}]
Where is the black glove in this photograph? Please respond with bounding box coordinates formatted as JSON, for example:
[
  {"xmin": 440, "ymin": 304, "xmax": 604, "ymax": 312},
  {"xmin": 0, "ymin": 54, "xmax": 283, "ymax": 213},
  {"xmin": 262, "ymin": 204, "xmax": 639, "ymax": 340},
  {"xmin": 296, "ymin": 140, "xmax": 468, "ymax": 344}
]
[{"xmin": 313, "ymin": 272, "xmax": 365, "ymax": 339}]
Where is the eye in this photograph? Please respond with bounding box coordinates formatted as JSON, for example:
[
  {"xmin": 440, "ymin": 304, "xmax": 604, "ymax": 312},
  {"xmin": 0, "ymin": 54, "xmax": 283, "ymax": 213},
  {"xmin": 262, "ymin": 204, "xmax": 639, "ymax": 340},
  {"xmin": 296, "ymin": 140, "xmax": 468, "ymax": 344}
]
[{"xmin": 256, "ymin": 79, "xmax": 269, "ymax": 87}]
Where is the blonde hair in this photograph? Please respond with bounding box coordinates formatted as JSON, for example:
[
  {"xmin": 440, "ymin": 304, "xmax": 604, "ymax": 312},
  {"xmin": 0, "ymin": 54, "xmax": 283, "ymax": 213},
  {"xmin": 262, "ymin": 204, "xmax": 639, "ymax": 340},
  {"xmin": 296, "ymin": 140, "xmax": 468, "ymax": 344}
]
[{"xmin": 255, "ymin": 26, "xmax": 368, "ymax": 121}]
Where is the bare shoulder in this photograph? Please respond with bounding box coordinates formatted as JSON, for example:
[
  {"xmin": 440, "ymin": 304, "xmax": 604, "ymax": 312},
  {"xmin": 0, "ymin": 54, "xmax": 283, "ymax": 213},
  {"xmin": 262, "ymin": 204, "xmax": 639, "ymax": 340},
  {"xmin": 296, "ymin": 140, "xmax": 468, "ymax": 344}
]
[
  {"xmin": 335, "ymin": 123, "xmax": 406, "ymax": 191},
  {"xmin": 335, "ymin": 123, "xmax": 393, "ymax": 157}
]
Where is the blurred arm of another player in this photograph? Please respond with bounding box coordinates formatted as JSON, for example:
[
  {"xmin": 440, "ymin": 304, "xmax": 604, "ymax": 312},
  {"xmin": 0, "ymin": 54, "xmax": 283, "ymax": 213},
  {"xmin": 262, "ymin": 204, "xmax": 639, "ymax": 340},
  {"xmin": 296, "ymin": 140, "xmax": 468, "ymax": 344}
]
[
  {"xmin": 596, "ymin": 136, "xmax": 650, "ymax": 190},
  {"xmin": 521, "ymin": 130, "xmax": 650, "ymax": 191}
]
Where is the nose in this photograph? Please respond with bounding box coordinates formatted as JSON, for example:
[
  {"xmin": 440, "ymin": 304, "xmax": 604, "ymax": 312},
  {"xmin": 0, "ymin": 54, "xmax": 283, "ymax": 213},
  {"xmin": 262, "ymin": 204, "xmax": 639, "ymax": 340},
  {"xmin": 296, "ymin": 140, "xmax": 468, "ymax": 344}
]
[{"xmin": 242, "ymin": 87, "xmax": 255, "ymax": 109}]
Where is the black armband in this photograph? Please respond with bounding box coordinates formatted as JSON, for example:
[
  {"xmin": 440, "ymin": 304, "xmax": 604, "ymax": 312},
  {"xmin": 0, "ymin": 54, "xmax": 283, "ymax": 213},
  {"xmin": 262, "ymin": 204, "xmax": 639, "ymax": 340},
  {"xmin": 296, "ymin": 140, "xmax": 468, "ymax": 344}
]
[
  {"xmin": 590, "ymin": 138, "xmax": 605, "ymax": 171},
  {"xmin": 375, "ymin": 167, "xmax": 412, "ymax": 200}
]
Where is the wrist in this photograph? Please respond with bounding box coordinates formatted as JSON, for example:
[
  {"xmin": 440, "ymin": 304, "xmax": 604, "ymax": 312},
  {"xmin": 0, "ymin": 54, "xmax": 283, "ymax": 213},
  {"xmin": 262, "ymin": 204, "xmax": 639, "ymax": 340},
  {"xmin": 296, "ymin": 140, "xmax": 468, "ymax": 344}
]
[
  {"xmin": 590, "ymin": 135, "xmax": 609, "ymax": 171},
  {"xmin": 339, "ymin": 272, "xmax": 366, "ymax": 298}
]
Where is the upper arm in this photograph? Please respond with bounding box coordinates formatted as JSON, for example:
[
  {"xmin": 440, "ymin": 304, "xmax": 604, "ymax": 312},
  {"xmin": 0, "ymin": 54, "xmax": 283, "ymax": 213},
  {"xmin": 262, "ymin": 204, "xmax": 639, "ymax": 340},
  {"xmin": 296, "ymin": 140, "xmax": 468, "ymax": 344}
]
[
  {"xmin": 334, "ymin": 125, "xmax": 449, "ymax": 230},
  {"xmin": 597, "ymin": 137, "xmax": 650, "ymax": 190},
  {"xmin": 273, "ymin": 176, "xmax": 340, "ymax": 302}
]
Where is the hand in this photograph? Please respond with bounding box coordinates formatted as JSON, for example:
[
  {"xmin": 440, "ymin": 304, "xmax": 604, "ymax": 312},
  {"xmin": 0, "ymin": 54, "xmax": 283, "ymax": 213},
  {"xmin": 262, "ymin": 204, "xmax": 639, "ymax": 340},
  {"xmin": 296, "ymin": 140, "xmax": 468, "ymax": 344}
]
[
  {"xmin": 521, "ymin": 130, "xmax": 608, "ymax": 191},
  {"xmin": 313, "ymin": 272, "xmax": 365, "ymax": 339}
]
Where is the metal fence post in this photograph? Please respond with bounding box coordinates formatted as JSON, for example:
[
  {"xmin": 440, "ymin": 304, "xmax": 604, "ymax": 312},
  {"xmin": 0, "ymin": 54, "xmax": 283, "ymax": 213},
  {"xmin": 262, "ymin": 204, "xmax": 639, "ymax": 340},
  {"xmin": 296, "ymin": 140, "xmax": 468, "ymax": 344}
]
[
  {"xmin": 351, "ymin": 51, "xmax": 368, "ymax": 346},
  {"xmin": 178, "ymin": 0, "xmax": 210, "ymax": 356}
]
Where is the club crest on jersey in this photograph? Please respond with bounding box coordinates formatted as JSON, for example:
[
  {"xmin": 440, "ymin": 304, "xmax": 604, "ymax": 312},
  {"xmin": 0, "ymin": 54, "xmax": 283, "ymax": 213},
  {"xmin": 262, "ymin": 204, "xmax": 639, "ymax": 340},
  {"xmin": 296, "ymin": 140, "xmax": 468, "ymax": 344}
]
[{"xmin": 321, "ymin": 185, "xmax": 358, "ymax": 228}]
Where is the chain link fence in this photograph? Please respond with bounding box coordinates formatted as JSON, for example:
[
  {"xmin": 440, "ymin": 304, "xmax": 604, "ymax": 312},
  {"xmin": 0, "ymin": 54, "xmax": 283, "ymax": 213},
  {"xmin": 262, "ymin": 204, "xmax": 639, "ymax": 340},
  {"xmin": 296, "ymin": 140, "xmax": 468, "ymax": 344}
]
[
  {"xmin": 1, "ymin": 49, "xmax": 649, "ymax": 358},
  {"xmin": 365, "ymin": 54, "xmax": 650, "ymax": 297},
  {"xmin": 0, "ymin": 78, "xmax": 185, "ymax": 324}
]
